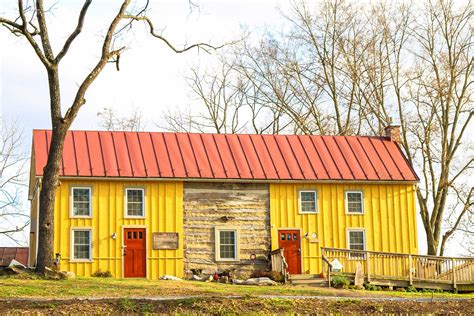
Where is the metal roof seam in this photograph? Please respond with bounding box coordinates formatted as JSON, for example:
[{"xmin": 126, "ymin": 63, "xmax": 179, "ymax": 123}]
[
  {"xmin": 395, "ymin": 142, "xmax": 419, "ymax": 181},
  {"xmin": 332, "ymin": 137, "xmax": 356, "ymax": 180},
  {"xmin": 186, "ymin": 133, "xmax": 202, "ymax": 178},
  {"xmin": 211, "ymin": 134, "xmax": 228, "ymax": 178},
  {"xmin": 319, "ymin": 136, "xmax": 343, "ymax": 179},
  {"xmin": 260, "ymin": 135, "xmax": 281, "ymax": 179},
  {"xmin": 307, "ymin": 136, "xmax": 330, "ymax": 179},
  {"xmin": 84, "ymin": 131, "xmax": 93, "ymax": 176},
  {"xmin": 284, "ymin": 135, "xmax": 307, "ymax": 179},
  {"xmin": 173, "ymin": 133, "xmax": 189, "ymax": 178},
  {"xmin": 110, "ymin": 132, "xmax": 122, "ymax": 176},
  {"xmin": 198, "ymin": 133, "xmax": 216, "ymax": 178},
  {"xmin": 355, "ymin": 137, "xmax": 379, "ymax": 179},
  {"xmin": 97, "ymin": 132, "xmax": 108, "ymax": 177},
  {"xmin": 148, "ymin": 133, "xmax": 162, "ymax": 177},
  {"xmin": 296, "ymin": 136, "xmax": 318, "ymax": 179},
  {"xmin": 344, "ymin": 137, "xmax": 369, "ymax": 180},
  {"xmin": 161, "ymin": 133, "xmax": 176, "ymax": 178},
  {"xmin": 248, "ymin": 135, "xmax": 268, "ymax": 179},
  {"xmin": 380, "ymin": 140, "xmax": 406, "ymax": 180},
  {"xmin": 272, "ymin": 135, "xmax": 293, "ymax": 178},
  {"xmin": 367, "ymin": 137, "xmax": 393, "ymax": 180},
  {"xmin": 71, "ymin": 131, "xmax": 80, "ymax": 176},
  {"xmin": 136, "ymin": 133, "xmax": 149, "ymax": 177},
  {"xmin": 236, "ymin": 134, "xmax": 254, "ymax": 179},
  {"xmin": 223, "ymin": 135, "xmax": 242, "ymax": 179},
  {"xmin": 123, "ymin": 132, "xmax": 135, "ymax": 177}
]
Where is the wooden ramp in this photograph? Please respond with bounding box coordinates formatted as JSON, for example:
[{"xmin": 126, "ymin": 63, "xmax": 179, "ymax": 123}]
[{"xmin": 320, "ymin": 248, "xmax": 474, "ymax": 292}]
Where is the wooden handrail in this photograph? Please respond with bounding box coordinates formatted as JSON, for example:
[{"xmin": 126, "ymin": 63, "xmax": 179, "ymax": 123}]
[
  {"xmin": 321, "ymin": 247, "xmax": 474, "ymax": 284},
  {"xmin": 321, "ymin": 247, "xmax": 474, "ymax": 261}
]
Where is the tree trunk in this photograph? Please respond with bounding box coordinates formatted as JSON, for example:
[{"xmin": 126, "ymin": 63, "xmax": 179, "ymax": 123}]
[
  {"xmin": 426, "ymin": 238, "xmax": 438, "ymax": 256},
  {"xmin": 35, "ymin": 127, "xmax": 68, "ymax": 272},
  {"xmin": 35, "ymin": 67, "xmax": 68, "ymax": 273}
]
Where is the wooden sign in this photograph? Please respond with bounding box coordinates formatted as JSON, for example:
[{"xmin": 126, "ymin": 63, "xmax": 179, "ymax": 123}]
[{"xmin": 153, "ymin": 232, "xmax": 179, "ymax": 250}]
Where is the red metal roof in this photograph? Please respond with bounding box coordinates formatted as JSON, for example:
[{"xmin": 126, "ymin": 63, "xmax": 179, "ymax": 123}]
[
  {"xmin": 0, "ymin": 247, "xmax": 29, "ymax": 267},
  {"xmin": 32, "ymin": 130, "xmax": 418, "ymax": 182}
]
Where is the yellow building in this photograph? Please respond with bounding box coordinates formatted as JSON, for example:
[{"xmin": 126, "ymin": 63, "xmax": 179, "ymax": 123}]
[{"xmin": 29, "ymin": 128, "xmax": 418, "ymax": 278}]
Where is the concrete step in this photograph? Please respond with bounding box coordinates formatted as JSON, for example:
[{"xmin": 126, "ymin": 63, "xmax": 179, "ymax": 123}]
[
  {"xmin": 291, "ymin": 278, "xmax": 329, "ymax": 286},
  {"xmin": 289, "ymin": 274, "xmax": 328, "ymax": 286},
  {"xmin": 290, "ymin": 274, "xmax": 323, "ymax": 280}
]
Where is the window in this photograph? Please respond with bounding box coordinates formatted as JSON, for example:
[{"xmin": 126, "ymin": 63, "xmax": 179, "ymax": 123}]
[
  {"xmin": 71, "ymin": 187, "xmax": 91, "ymax": 217},
  {"xmin": 299, "ymin": 190, "xmax": 317, "ymax": 213},
  {"xmin": 72, "ymin": 229, "xmax": 91, "ymax": 260},
  {"xmin": 347, "ymin": 229, "xmax": 365, "ymax": 259},
  {"xmin": 345, "ymin": 191, "xmax": 364, "ymax": 214},
  {"xmin": 126, "ymin": 188, "xmax": 144, "ymax": 217},
  {"xmin": 215, "ymin": 228, "xmax": 239, "ymax": 261}
]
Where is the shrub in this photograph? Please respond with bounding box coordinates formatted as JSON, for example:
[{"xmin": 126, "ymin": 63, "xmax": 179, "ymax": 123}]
[
  {"xmin": 92, "ymin": 270, "xmax": 112, "ymax": 278},
  {"xmin": 331, "ymin": 273, "xmax": 349, "ymax": 288},
  {"xmin": 406, "ymin": 285, "xmax": 417, "ymax": 292},
  {"xmin": 363, "ymin": 283, "xmax": 382, "ymax": 291}
]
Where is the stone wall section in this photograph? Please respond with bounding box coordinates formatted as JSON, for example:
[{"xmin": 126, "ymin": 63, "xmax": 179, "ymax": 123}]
[{"xmin": 183, "ymin": 182, "xmax": 271, "ymax": 277}]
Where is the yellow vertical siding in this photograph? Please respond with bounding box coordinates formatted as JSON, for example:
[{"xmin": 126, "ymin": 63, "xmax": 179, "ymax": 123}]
[
  {"xmin": 270, "ymin": 183, "xmax": 418, "ymax": 274},
  {"xmin": 28, "ymin": 192, "xmax": 39, "ymax": 266},
  {"xmin": 53, "ymin": 180, "xmax": 183, "ymax": 279}
]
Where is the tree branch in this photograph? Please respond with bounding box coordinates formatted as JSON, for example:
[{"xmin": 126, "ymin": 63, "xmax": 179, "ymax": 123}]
[
  {"xmin": 54, "ymin": 0, "xmax": 92, "ymax": 64},
  {"xmin": 123, "ymin": 14, "xmax": 226, "ymax": 53}
]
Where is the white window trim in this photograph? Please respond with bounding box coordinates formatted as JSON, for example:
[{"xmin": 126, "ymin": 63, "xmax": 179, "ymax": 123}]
[
  {"xmin": 215, "ymin": 227, "xmax": 240, "ymax": 262},
  {"xmin": 70, "ymin": 186, "xmax": 92, "ymax": 218},
  {"xmin": 345, "ymin": 190, "xmax": 364, "ymax": 214},
  {"xmin": 124, "ymin": 188, "xmax": 145, "ymax": 218},
  {"xmin": 298, "ymin": 189, "xmax": 318, "ymax": 214},
  {"xmin": 70, "ymin": 227, "xmax": 93, "ymax": 262},
  {"xmin": 346, "ymin": 228, "xmax": 366, "ymax": 260}
]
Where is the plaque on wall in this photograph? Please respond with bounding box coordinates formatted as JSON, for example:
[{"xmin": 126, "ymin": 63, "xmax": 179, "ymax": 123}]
[{"xmin": 153, "ymin": 232, "xmax": 179, "ymax": 250}]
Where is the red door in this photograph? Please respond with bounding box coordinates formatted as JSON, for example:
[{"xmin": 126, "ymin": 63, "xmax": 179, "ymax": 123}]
[
  {"xmin": 278, "ymin": 230, "xmax": 302, "ymax": 274},
  {"xmin": 124, "ymin": 228, "xmax": 146, "ymax": 278}
]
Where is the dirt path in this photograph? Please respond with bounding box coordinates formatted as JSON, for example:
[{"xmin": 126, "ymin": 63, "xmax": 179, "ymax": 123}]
[
  {"xmin": 1, "ymin": 294, "xmax": 471, "ymax": 302},
  {"xmin": 0, "ymin": 296, "xmax": 472, "ymax": 314}
]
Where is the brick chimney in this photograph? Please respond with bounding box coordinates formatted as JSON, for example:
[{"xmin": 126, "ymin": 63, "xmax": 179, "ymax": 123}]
[{"xmin": 384, "ymin": 124, "xmax": 401, "ymax": 143}]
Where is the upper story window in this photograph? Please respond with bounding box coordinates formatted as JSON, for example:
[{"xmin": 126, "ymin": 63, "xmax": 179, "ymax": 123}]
[
  {"xmin": 347, "ymin": 229, "xmax": 366, "ymax": 259},
  {"xmin": 215, "ymin": 228, "xmax": 239, "ymax": 261},
  {"xmin": 299, "ymin": 190, "xmax": 317, "ymax": 213},
  {"xmin": 125, "ymin": 188, "xmax": 144, "ymax": 217},
  {"xmin": 72, "ymin": 229, "xmax": 92, "ymax": 261},
  {"xmin": 345, "ymin": 191, "xmax": 364, "ymax": 214},
  {"xmin": 71, "ymin": 187, "xmax": 91, "ymax": 217}
]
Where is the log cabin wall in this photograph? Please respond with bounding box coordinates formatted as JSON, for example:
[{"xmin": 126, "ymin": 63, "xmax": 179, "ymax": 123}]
[{"xmin": 183, "ymin": 182, "xmax": 271, "ymax": 278}]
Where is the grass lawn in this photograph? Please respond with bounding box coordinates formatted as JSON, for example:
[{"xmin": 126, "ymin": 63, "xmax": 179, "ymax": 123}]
[{"xmin": 1, "ymin": 276, "xmax": 472, "ymax": 299}]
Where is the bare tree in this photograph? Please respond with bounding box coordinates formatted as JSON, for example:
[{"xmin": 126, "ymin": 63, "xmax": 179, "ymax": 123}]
[
  {"xmin": 1, "ymin": 0, "xmax": 221, "ymax": 272},
  {"xmin": 168, "ymin": 0, "xmax": 473, "ymax": 255},
  {"xmin": 162, "ymin": 57, "xmax": 290, "ymax": 134},
  {"xmin": 97, "ymin": 106, "xmax": 144, "ymax": 132},
  {"xmin": 0, "ymin": 119, "xmax": 29, "ymax": 245}
]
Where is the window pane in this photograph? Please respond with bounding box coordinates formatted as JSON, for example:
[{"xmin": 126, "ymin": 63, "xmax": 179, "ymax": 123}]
[
  {"xmin": 349, "ymin": 231, "xmax": 364, "ymax": 250},
  {"xmin": 219, "ymin": 231, "xmax": 236, "ymax": 259},
  {"xmin": 300, "ymin": 191, "xmax": 316, "ymax": 212},
  {"xmin": 347, "ymin": 192, "xmax": 363, "ymax": 213},
  {"xmin": 127, "ymin": 189, "xmax": 144, "ymax": 216},
  {"xmin": 73, "ymin": 188, "xmax": 90, "ymax": 216},
  {"xmin": 73, "ymin": 230, "xmax": 90, "ymax": 259}
]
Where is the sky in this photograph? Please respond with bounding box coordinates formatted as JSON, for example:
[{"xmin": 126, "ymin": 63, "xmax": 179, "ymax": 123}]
[{"xmin": 0, "ymin": 0, "xmax": 432, "ymax": 254}]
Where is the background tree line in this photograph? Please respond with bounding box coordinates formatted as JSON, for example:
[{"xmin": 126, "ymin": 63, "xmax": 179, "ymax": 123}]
[{"xmin": 160, "ymin": 0, "xmax": 473, "ymax": 256}]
